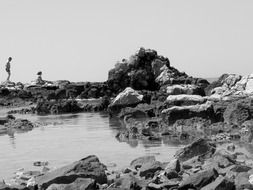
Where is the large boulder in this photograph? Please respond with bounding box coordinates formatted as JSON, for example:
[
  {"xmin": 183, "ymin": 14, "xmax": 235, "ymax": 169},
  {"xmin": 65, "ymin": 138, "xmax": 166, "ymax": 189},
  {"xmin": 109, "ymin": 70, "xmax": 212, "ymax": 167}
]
[
  {"xmin": 162, "ymin": 101, "xmax": 215, "ymax": 125},
  {"xmin": 174, "ymin": 138, "xmax": 216, "ymax": 162},
  {"xmin": 108, "ymin": 87, "xmax": 143, "ymax": 114},
  {"xmin": 35, "ymin": 155, "xmax": 107, "ymax": 189}
]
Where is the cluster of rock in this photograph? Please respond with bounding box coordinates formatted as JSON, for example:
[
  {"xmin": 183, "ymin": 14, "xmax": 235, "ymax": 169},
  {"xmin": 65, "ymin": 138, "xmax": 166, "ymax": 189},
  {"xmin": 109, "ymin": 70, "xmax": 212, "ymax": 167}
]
[{"xmin": 2, "ymin": 138, "xmax": 253, "ymax": 190}]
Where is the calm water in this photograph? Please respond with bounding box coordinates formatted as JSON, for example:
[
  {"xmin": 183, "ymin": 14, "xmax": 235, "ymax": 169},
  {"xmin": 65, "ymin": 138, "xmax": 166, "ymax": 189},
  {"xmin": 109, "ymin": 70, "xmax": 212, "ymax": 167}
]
[{"xmin": 0, "ymin": 112, "xmax": 184, "ymax": 180}]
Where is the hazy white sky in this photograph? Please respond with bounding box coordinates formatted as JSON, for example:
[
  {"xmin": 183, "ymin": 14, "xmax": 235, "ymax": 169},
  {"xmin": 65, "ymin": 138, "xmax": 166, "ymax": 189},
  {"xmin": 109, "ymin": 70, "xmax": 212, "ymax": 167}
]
[{"xmin": 0, "ymin": 0, "xmax": 253, "ymax": 82}]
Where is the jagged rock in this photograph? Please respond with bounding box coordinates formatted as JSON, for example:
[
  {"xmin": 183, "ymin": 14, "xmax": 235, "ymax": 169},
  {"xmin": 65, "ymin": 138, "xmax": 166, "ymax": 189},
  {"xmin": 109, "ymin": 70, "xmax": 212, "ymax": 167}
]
[
  {"xmin": 46, "ymin": 178, "xmax": 97, "ymax": 190},
  {"xmin": 175, "ymin": 138, "xmax": 216, "ymax": 162},
  {"xmin": 166, "ymin": 94, "xmax": 206, "ymax": 106},
  {"xmin": 162, "ymin": 101, "xmax": 215, "ymax": 125},
  {"xmin": 178, "ymin": 168, "xmax": 218, "ymax": 190},
  {"xmin": 35, "ymin": 155, "xmax": 107, "ymax": 189}
]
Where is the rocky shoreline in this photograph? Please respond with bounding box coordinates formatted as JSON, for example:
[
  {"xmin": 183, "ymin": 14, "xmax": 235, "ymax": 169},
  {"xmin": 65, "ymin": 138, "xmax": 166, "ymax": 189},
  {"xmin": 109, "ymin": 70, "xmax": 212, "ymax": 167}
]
[{"xmin": 1, "ymin": 48, "xmax": 253, "ymax": 189}]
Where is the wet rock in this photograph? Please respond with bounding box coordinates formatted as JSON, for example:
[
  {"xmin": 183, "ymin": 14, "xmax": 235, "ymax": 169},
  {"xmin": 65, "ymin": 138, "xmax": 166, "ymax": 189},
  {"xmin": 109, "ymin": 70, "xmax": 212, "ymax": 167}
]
[
  {"xmin": 175, "ymin": 138, "xmax": 216, "ymax": 162},
  {"xmin": 139, "ymin": 161, "xmax": 163, "ymax": 179},
  {"xmin": 35, "ymin": 155, "xmax": 107, "ymax": 189},
  {"xmin": 46, "ymin": 178, "xmax": 97, "ymax": 190},
  {"xmin": 178, "ymin": 168, "xmax": 218, "ymax": 190},
  {"xmin": 130, "ymin": 156, "xmax": 156, "ymax": 170}
]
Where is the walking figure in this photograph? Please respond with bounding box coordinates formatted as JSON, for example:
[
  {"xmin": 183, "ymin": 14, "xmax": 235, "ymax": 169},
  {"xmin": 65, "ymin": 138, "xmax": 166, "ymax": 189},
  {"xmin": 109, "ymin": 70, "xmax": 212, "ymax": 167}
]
[{"xmin": 5, "ymin": 57, "xmax": 12, "ymax": 81}]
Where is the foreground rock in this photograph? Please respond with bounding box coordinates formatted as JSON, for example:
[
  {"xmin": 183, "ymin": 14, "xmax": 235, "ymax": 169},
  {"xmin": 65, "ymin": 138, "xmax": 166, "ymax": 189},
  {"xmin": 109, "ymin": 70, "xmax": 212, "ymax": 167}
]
[{"xmin": 35, "ymin": 155, "xmax": 107, "ymax": 189}]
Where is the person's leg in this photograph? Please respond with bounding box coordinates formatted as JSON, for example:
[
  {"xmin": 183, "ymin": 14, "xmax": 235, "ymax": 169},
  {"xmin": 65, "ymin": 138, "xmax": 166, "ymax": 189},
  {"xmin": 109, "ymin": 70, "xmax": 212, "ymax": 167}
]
[{"xmin": 7, "ymin": 71, "xmax": 10, "ymax": 81}]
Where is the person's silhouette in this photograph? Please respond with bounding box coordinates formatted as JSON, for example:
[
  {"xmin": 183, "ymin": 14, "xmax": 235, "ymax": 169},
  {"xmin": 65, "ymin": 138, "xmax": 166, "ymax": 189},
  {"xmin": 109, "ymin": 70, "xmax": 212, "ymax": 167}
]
[{"xmin": 5, "ymin": 57, "xmax": 12, "ymax": 81}]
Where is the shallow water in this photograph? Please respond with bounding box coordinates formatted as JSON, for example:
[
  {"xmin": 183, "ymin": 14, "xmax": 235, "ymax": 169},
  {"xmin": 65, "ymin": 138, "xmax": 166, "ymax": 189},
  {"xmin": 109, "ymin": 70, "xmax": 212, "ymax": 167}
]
[{"xmin": 0, "ymin": 112, "xmax": 185, "ymax": 180}]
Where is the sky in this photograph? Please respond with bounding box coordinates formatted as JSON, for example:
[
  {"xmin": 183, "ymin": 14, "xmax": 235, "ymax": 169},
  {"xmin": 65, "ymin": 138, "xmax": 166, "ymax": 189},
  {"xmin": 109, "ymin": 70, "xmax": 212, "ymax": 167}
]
[{"xmin": 0, "ymin": 0, "xmax": 253, "ymax": 83}]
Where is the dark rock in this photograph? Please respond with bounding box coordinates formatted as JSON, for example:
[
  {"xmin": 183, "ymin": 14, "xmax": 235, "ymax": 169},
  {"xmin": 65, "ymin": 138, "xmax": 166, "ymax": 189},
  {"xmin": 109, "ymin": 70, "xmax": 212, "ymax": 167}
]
[
  {"xmin": 175, "ymin": 138, "xmax": 216, "ymax": 162},
  {"xmin": 46, "ymin": 178, "xmax": 97, "ymax": 190},
  {"xmin": 178, "ymin": 168, "xmax": 219, "ymax": 189},
  {"xmin": 139, "ymin": 161, "xmax": 163, "ymax": 179},
  {"xmin": 35, "ymin": 155, "xmax": 107, "ymax": 189},
  {"xmin": 111, "ymin": 174, "xmax": 146, "ymax": 190},
  {"xmin": 201, "ymin": 176, "xmax": 235, "ymax": 190}
]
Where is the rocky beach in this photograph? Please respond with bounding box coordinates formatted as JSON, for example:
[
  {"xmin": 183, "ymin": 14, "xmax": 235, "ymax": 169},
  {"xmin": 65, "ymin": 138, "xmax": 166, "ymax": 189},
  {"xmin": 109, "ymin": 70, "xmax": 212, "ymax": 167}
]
[{"xmin": 1, "ymin": 48, "xmax": 253, "ymax": 190}]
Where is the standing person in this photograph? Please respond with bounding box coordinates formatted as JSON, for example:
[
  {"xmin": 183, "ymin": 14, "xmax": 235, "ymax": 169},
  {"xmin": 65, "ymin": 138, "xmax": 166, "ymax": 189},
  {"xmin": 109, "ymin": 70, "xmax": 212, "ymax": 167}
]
[{"xmin": 5, "ymin": 57, "xmax": 12, "ymax": 81}]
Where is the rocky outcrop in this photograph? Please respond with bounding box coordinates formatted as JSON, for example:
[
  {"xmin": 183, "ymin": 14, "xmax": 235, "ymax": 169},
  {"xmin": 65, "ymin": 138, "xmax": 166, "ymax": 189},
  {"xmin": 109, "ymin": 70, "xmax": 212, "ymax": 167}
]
[
  {"xmin": 107, "ymin": 48, "xmax": 208, "ymax": 94},
  {"xmin": 35, "ymin": 155, "xmax": 107, "ymax": 189}
]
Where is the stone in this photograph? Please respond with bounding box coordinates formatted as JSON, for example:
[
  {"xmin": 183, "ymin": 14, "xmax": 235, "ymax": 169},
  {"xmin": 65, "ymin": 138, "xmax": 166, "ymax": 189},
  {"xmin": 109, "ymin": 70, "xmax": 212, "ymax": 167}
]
[
  {"xmin": 46, "ymin": 178, "xmax": 97, "ymax": 190},
  {"xmin": 200, "ymin": 176, "xmax": 235, "ymax": 190},
  {"xmin": 166, "ymin": 94, "xmax": 206, "ymax": 106},
  {"xmin": 35, "ymin": 155, "xmax": 107, "ymax": 189},
  {"xmin": 111, "ymin": 174, "xmax": 146, "ymax": 190},
  {"xmin": 165, "ymin": 159, "xmax": 181, "ymax": 173},
  {"xmin": 175, "ymin": 138, "xmax": 216, "ymax": 162},
  {"xmin": 223, "ymin": 98, "xmax": 253, "ymax": 126},
  {"xmin": 166, "ymin": 84, "xmax": 204, "ymax": 96},
  {"xmin": 110, "ymin": 87, "xmax": 143, "ymax": 107},
  {"xmin": 130, "ymin": 156, "xmax": 156, "ymax": 170},
  {"xmin": 178, "ymin": 168, "xmax": 218, "ymax": 190},
  {"xmin": 162, "ymin": 101, "xmax": 215, "ymax": 125},
  {"xmin": 234, "ymin": 172, "xmax": 253, "ymax": 190},
  {"xmin": 139, "ymin": 161, "xmax": 163, "ymax": 178}
]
